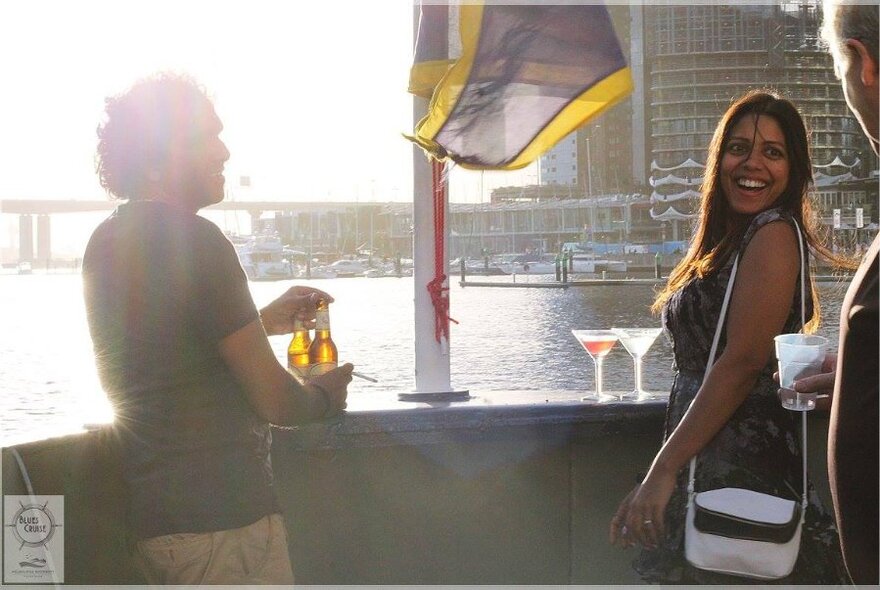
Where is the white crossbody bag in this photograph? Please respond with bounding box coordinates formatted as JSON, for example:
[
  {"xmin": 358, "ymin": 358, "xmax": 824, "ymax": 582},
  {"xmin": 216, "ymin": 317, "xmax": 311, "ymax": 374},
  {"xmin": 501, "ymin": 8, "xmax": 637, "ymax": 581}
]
[{"xmin": 684, "ymin": 220, "xmax": 808, "ymax": 580}]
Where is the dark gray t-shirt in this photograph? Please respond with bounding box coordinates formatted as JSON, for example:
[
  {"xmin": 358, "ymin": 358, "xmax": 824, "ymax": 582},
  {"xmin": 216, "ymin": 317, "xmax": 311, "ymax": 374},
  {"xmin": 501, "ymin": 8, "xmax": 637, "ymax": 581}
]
[{"xmin": 83, "ymin": 200, "xmax": 279, "ymax": 539}]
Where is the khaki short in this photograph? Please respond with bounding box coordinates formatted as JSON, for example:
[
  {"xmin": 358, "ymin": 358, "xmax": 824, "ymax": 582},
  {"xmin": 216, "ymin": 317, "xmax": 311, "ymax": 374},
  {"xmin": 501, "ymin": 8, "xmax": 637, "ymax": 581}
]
[{"xmin": 134, "ymin": 513, "xmax": 294, "ymax": 585}]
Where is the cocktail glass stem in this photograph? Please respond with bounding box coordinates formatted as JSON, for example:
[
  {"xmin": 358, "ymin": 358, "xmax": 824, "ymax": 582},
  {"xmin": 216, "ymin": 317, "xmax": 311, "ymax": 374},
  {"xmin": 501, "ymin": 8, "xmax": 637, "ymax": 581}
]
[
  {"xmin": 633, "ymin": 355, "xmax": 644, "ymax": 395},
  {"xmin": 595, "ymin": 356, "xmax": 604, "ymax": 398}
]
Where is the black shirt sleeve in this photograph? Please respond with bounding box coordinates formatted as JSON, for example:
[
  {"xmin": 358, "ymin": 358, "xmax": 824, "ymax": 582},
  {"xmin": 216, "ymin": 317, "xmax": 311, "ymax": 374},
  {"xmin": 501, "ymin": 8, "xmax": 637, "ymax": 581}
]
[{"xmin": 190, "ymin": 219, "xmax": 259, "ymax": 343}]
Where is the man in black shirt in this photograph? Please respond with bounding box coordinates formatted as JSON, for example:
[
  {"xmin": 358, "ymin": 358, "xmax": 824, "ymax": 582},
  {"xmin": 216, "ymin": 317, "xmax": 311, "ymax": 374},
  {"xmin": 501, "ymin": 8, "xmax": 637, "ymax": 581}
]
[
  {"xmin": 794, "ymin": 2, "xmax": 879, "ymax": 584},
  {"xmin": 83, "ymin": 72, "xmax": 353, "ymax": 584}
]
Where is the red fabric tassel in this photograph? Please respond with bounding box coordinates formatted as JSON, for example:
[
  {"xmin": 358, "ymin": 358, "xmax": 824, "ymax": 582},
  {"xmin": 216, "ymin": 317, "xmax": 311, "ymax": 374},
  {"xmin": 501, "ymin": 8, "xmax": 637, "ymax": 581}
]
[{"xmin": 429, "ymin": 160, "xmax": 458, "ymax": 342}]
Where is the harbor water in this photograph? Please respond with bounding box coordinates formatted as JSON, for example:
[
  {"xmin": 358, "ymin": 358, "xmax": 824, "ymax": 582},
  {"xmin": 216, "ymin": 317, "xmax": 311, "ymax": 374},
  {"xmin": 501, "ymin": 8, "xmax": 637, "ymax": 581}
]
[{"xmin": 0, "ymin": 272, "xmax": 848, "ymax": 446}]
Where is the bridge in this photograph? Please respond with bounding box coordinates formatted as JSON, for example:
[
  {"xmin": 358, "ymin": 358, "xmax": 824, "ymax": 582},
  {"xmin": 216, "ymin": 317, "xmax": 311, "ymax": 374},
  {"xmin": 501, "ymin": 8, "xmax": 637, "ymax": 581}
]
[
  {"xmin": 1, "ymin": 198, "xmax": 396, "ymax": 265},
  {"xmin": 0, "ymin": 198, "xmax": 387, "ymax": 215}
]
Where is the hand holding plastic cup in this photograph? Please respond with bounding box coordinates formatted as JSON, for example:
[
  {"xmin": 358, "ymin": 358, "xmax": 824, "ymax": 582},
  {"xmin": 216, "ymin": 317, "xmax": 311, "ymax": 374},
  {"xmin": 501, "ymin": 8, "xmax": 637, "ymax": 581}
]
[{"xmin": 774, "ymin": 334, "xmax": 828, "ymax": 411}]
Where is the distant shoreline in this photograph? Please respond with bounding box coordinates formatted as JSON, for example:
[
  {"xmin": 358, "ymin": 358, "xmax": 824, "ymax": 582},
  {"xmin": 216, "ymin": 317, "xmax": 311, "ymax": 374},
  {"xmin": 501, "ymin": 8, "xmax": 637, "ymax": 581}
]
[{"xmin": 0, "ymin": 266, "xmax": 856, "ymax": 285}]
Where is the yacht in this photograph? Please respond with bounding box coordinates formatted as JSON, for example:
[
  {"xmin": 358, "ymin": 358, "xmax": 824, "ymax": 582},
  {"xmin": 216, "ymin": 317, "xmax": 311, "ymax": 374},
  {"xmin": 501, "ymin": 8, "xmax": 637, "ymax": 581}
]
[
  {"xmin": 234, "ymin": 233, "xmax": 297, "ymax": 281},
  {"xmin": 495, "ymin": 253, "xmax": 558, "ymax": 275},
  {"xmin": 569, "ymin": 254, "xmax": 628, "ymax": 274},
  {"xmin": 560, "ymin": 243, "xmax": 628, "ymax": 274},
  {"xmin": 450, "ymin": 256, "xmax": 506, "ymax": 276},
  {"xmin": 317, "ymin": 259, "xmax": 371, "ymax": 278}
]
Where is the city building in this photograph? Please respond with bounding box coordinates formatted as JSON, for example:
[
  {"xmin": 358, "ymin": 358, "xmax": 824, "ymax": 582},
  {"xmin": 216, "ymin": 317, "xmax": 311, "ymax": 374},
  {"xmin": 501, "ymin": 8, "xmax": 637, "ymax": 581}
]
[
  {"xmin": 538, "ymin": 132, "xmax": 579, "ymax": 188},
  {"xmin": 643, "ymin": 2, "xmax": 876, "ymax": 224},
  {"xmin": 535, "ymin": 2, "xmax": 878, "ymax": 247}
]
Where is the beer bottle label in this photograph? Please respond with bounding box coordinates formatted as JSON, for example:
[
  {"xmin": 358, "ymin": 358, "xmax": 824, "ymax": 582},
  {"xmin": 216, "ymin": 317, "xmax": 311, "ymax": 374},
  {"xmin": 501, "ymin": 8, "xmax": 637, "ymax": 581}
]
[
  {"xmin": 288, "ymin": 365, "xmax": 310, "ymax": 383},
  {"xmin": 315, "ymin": 309, "xmax": 331, "ymax": 330},
  {"xmin": 309, "ymin": 361, "xmax": 338, "ymax": 377}
]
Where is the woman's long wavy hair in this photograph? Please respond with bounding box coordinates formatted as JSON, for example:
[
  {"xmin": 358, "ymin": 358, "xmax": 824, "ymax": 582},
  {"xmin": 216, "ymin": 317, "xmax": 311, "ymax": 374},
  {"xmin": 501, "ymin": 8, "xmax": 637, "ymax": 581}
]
[{"xmin": 652, "ymin": 91, "xmax": 849, "ymax": 333}]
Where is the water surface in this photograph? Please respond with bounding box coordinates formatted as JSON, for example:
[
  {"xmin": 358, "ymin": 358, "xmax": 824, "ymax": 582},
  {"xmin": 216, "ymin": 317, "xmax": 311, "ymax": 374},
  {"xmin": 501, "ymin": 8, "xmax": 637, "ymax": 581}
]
[{"xmin": 0, "ymin": 272, "xmax": 846, "ymax": 445}]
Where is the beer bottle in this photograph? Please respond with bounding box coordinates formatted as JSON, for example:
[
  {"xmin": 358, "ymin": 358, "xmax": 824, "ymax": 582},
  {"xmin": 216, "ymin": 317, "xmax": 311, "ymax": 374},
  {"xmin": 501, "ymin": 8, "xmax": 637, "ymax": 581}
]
[
  {"xmin": 287, "ymin": 318, "xmax": 312, "ymax": 380},
  {"xmin": 308, "ymin": 298, "xmax": 338, "ymax": 377}
]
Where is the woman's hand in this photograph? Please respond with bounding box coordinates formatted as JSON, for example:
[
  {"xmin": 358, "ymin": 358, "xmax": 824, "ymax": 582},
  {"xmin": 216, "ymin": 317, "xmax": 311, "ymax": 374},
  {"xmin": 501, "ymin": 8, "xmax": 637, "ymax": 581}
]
[
  {"xmin": 259, "ymin": 286, "xmax": 334, "ymax": 336},
  {"xmin": 622, "ymin": 468, "xmax": 677, "ymax": 549},
  {"xmin": 610, "ymin": 486, "xmax": 638, "ymax": 549}
]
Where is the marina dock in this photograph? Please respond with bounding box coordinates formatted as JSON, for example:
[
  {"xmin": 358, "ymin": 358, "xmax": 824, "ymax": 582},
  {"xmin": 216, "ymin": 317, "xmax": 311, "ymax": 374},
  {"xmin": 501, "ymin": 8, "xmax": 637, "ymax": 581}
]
[
  {"xmin": 460, "ymin": 277, "xmax": 665, "ymax": 289},
  {"xmin": 460, "ymin": 274, "xmax": 851, "ymax": 289}
]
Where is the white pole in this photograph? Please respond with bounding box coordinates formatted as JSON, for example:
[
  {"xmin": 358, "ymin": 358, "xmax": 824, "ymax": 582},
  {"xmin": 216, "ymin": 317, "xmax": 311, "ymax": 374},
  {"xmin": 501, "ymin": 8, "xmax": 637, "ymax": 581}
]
[
  {"xmin": 586, "ymin": 136, "xmax": 593, "ymax": 197},
  {"xmin": 412, "ymin": 5, "xmax": 452, "ymax": 393},
  {"xmin": 587, "ymin": 137, "xmax": 601, "ymax": 250}
]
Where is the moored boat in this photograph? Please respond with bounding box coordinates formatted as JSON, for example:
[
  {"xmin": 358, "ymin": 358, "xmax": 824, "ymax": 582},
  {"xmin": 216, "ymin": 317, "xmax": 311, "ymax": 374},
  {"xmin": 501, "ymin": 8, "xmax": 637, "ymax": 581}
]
[
  {"xmin": 569, "ymin": 254, "xmax": 628, "ymax": 274},
  {"xmin": 450, "ymin": 256, "xmax": 507, "ymax": 276},
  {"xmin": 233, "ymin": 233, "xmax": 298, "ymax": 281},
  {"xmin": 318, "ymin": 259, "xmax": 371, "ymax": 278},
  {"xmin": 495, "ymin": 253, "xmax": 558, "ymax": 275}
]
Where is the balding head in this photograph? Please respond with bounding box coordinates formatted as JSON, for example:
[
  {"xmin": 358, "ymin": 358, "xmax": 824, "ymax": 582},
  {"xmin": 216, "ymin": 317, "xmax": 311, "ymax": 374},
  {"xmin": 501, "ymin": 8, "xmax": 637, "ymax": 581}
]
[
  {"xmin": 822, "ymin": 1, "xmax": 879, "ymax": 65},
  {"xmin": 821, "ymin": 0, "xmax": 879, "ymax": 153}
]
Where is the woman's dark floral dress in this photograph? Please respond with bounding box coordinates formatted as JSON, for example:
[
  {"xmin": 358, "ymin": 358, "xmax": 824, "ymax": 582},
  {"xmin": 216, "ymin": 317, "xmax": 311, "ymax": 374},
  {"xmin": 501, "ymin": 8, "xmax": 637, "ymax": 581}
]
[{"xmin": 633, "ymin": 209, "xmax": 850, "ymax": 584}]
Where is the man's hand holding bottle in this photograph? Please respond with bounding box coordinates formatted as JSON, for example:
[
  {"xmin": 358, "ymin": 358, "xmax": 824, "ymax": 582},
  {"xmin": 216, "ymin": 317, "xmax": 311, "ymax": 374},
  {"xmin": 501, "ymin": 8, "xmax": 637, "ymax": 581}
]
[{"xmin": 259, "ymin": 286, "xmax": 334, "ymax": 336}]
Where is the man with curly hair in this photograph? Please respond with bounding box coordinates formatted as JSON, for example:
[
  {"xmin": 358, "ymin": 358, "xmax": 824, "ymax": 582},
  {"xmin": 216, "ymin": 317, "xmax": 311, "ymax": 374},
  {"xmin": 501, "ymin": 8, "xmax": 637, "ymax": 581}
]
[{"xmin": 83, "ymin": 72, "xmax": 353, "ymax": 584}]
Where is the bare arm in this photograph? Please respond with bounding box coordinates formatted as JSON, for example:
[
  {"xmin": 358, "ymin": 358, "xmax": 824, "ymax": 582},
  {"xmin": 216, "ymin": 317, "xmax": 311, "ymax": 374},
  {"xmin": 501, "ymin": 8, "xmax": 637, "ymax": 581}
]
[
  {"xmin": 612, "ymin": 221, "xmax": 800, "ymax": 548},
  {"xmin": 218, "ymin": 319, "xmax": 352, "ymax": 426}
]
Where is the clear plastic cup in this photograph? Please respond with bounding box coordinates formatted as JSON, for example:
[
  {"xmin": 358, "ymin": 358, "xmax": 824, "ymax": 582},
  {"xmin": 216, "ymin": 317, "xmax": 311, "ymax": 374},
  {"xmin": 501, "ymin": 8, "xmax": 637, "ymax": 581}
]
[
  {"xmin": 774, "ymin": 334, "xmax": 827, "ymax": 365},
  {"xmin": 774, "ymin": 334, "xmax": 827, "ymax": 411},
  {"xmin": 778, "ymin": 388, "xmax": 817, "ymax": 411}
]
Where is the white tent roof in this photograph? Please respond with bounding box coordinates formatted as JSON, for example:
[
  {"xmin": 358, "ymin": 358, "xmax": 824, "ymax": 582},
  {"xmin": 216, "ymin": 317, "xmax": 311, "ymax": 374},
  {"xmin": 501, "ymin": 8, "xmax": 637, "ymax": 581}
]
[
  {"xmin": 813, "ymin": 171, "xmax": 857, "ymax": 187},
  {"xmin": 814, "ymin": 156, "xmax": 860, "ymax": 169},
  {"xmin": 650, "ymin": 205, "xmax": 697, "ymax": 220},
  {"xmin": 651, "ymin": 189, "xmax": 702, "ymax": 203},
  {"xmin": 650, "ymin": 173, "xmax": 703, "ymax": 188},
  {"xmin": 651, "ymin": 158, "xmax": 705, "ymax": 172}
]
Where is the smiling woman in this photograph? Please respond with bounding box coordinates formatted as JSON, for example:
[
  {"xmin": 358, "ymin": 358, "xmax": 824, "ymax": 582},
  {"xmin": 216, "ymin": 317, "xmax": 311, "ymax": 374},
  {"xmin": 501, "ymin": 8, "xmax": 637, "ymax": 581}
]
[
  {"xmin": 652, "ymin": 90, "xmax": 843, "ymax": 326},
  {"xmin": 720, "ymin": 115, "xmax": 791, "ymax": 216},
  {"xmin": 611, "ymin": 90, "xmax": 852, "ymax": 585}
]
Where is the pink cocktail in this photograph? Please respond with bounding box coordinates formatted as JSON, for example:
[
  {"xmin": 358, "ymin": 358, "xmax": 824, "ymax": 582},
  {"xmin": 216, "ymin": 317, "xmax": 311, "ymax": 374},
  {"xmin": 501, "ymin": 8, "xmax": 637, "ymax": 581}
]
[
  {"xmin": 581, "ymin": 338, "xmax": 617, "ymax": 357},
  {"xmin": 572, "ymin": 329, "xmax": 619, "ymax": 400}
]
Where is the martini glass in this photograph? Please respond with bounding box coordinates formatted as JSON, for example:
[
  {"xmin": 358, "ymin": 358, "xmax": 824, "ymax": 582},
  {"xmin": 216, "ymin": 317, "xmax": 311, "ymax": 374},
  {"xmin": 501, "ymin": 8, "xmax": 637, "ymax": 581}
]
[
  {"xmin": 613, "ymin": 328, "xmax": 663, "ymax": 400},
  {"xmin": 572, "ymin": 329, "xmax": 619, "ymax": 401}
]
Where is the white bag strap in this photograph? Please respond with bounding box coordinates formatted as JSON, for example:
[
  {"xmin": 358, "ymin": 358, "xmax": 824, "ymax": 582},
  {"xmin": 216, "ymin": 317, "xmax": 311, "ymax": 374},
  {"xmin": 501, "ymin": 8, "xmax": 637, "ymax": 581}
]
[{"xmin": 687, "ymin": 219, "xmax": 808, "ymax": 518}]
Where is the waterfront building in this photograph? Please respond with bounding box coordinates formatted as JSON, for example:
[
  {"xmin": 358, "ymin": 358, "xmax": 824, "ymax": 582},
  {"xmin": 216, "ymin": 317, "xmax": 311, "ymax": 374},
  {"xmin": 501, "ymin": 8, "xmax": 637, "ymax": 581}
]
[
  {"xmin": 254, "ymin": 196, "xmax": 674, "ymax": 261},
  {"xmin": 539, "ymin": 132, "xmax": 579, "ymax": 188},
  {"xmin": 535, "ymin": 2, "xmax": 878, "ymax": 247},
  {"xmin": 643, "ymin": 2, "xmax": 877, "ymax": 223},
  {"xmin": 447, "ymin": 196, "xmax": 667, "ymax": 258}
]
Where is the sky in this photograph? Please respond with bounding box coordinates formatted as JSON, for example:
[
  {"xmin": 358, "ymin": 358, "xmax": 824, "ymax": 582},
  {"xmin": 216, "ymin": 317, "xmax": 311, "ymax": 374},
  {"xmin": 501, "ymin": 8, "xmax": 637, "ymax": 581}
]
[
  {"xmin": 0, "ymin": 0, "xmax": 533, "ymax": 205},
  {"xmin": 0, "ymin": 0, "xmax": 540, "ymax": 258}
]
